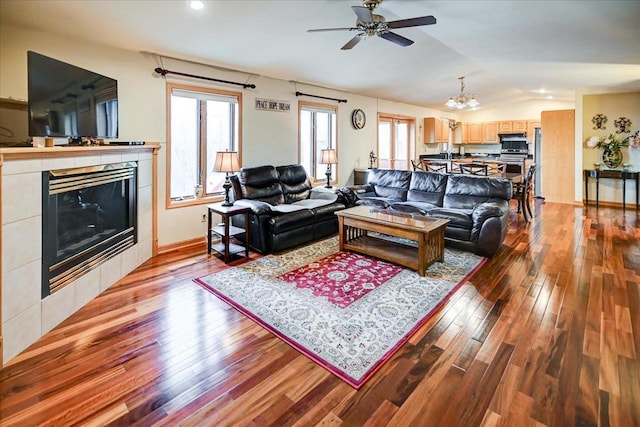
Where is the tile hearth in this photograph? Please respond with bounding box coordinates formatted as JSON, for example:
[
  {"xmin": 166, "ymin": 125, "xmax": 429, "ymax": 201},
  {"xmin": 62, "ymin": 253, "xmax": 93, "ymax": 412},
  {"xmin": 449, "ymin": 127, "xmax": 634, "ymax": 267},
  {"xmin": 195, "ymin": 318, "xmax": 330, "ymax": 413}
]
[{"xmin": 1, "ymin": 147, "xmax": 156, "ymax": 364}]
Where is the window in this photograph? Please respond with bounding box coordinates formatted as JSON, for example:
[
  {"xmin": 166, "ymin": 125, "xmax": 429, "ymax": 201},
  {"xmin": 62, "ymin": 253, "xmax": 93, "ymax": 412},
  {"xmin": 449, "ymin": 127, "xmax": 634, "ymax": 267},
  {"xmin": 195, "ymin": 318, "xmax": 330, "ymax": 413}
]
[
  {"xmin": 167, "ymin": 83, "xmax": 241, "ymax": 205},
  {"xmin": 299, "ymin": 103, "xmax": 337, "ymax": 182},
  {"xmin": 378, "ymin": 114, "xmax": 415, "ymax": 170}
]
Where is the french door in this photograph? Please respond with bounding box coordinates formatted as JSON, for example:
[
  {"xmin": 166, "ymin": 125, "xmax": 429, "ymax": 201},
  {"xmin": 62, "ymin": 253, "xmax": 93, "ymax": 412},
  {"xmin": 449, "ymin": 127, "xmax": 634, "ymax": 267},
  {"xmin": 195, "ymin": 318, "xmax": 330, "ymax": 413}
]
[{"xmin": 378, "ymin": 115, "xmax": 414, "ymax": 170}]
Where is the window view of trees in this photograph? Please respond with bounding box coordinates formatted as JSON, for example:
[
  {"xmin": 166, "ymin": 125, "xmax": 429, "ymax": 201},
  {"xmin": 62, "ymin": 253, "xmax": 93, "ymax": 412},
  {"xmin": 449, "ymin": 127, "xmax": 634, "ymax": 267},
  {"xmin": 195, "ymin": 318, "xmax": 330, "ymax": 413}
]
[
  {"xmin": 168, "ymin": 84, "xmax": 241, "ymax": 202},
  {"xmin": 300, "ymin": 103, "xmax": 337, "ymax": 182}
]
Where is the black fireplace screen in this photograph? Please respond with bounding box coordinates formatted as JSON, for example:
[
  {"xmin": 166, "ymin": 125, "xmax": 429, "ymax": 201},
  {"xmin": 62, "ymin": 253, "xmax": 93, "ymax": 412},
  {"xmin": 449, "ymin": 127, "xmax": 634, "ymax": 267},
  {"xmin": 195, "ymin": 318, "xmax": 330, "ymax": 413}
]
[{"xmin": 42, "ymin": 162, "xmax": 137, "ymax": 297}]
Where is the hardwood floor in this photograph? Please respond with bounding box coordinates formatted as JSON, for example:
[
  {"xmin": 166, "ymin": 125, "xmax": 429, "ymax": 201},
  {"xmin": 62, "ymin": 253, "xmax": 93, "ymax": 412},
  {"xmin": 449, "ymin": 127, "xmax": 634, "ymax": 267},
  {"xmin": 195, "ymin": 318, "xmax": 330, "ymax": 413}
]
[{"xmin": 1, "ymin": 201, "xmax": 639, "ymax": 426}]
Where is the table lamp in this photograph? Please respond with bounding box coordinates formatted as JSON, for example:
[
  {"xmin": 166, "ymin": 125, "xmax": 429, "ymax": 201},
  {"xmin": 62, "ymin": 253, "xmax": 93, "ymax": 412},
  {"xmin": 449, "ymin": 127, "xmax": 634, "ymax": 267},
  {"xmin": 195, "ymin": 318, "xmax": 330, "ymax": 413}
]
[
  {"xmin": 320, "ymin": 148, "xmax": 337, "ymax": 188},
  {"xmin": 213, "ymin": 151, "xmax": 240, "ymax": 206}
]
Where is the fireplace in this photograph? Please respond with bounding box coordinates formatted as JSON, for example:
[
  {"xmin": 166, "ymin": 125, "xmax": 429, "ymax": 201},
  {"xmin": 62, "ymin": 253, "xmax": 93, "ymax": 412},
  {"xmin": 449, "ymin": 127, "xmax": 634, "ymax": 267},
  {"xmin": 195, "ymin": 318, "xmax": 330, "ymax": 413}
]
[{"xmin": 41, "ymin": 162, "xmax": 137, "ymax": 298}]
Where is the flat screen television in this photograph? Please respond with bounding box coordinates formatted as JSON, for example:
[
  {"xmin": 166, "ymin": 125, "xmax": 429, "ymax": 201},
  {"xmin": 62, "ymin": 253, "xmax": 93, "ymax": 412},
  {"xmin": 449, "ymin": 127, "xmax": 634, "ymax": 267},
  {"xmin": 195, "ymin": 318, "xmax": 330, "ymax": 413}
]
[{"xmin": 28, "ymin": 51, "xmax": 118, "ymax": 139}]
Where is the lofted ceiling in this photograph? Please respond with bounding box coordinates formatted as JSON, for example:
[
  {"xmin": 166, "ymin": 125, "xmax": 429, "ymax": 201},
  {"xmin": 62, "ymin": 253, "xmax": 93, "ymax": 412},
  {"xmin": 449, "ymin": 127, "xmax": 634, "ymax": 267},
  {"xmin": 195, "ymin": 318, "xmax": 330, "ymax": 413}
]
[{"xmin": 1, "ymin": 0, "xmax": 639, "ymax": 111}]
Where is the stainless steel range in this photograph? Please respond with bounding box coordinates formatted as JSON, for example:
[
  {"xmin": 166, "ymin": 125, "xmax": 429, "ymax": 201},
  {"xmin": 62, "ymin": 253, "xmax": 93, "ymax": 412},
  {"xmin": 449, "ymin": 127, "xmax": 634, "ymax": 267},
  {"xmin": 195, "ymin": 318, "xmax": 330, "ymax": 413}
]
[{"xmin": 500, "ymin": 133, "xmax": 528, "ymax": 156}]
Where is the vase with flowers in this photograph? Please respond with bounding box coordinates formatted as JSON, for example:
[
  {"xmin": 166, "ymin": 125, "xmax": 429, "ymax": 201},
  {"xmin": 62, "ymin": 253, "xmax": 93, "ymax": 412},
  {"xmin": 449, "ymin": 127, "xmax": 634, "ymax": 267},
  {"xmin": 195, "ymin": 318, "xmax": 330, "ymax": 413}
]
[{"xmin": 586, "ymin": 131, "xmax": 639, "ymax": 169}]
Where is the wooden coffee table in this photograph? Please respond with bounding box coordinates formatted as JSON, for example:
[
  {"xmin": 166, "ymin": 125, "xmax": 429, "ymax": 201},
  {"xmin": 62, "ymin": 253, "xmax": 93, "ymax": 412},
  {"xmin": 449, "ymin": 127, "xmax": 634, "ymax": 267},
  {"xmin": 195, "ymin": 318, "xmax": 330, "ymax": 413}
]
[{"xmin": 335, "ymin": 205, "xmax": 449, "ymax": 276}]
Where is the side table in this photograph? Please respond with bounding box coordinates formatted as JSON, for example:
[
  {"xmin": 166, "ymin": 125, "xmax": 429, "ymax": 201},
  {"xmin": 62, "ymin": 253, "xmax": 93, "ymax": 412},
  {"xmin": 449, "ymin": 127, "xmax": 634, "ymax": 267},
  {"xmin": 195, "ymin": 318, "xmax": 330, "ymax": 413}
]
[{"xmin": 207, "ymin": 203, "xmax": 250, "ymax": 263}]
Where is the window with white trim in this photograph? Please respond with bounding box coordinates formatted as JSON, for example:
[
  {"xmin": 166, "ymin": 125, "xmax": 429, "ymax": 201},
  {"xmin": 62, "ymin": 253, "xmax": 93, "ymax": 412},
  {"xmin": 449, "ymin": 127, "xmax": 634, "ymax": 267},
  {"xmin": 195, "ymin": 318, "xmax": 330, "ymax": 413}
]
[
  {"xmin": 167, "ymin": 83, "xmax": 241, "ymax": 204},
  {"xmin": 299, "ymin": 102, "xmax": 337, "ymax": 182}
]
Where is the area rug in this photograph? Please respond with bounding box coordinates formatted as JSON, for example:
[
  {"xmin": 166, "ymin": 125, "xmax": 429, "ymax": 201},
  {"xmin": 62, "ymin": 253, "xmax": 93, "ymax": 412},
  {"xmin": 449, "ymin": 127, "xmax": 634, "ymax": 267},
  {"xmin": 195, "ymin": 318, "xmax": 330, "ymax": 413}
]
[
  {"xmin": 277, "ymin": 251, "xmax": 404, "ymax": 308},
  {"xmin": 194, "ymin": 236, "xmax": 485, "ymax": 389}
]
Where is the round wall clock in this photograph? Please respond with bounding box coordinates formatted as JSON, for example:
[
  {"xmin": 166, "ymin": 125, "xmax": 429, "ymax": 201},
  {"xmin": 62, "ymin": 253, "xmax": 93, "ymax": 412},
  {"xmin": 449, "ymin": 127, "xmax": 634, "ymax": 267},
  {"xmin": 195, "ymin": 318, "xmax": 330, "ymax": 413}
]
[{"xmin": 352, "ymin": 109, "xmax": 366, "ymax": 129}]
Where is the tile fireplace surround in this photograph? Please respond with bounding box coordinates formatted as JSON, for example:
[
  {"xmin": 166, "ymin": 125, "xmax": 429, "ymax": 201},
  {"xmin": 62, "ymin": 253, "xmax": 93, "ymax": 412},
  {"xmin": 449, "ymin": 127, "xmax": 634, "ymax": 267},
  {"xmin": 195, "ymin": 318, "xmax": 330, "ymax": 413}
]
[{"xmin": 0, "ymin": 143, "xmax": 159, "ymax": 365}]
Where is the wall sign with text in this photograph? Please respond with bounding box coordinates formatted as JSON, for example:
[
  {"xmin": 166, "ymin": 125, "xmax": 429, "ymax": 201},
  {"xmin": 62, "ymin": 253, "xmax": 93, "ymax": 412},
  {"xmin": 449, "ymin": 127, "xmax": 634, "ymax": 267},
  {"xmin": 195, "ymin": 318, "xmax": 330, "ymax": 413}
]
[{"xmin": 255, "ymin": 98, "xmax": 291, "ymax": 112}]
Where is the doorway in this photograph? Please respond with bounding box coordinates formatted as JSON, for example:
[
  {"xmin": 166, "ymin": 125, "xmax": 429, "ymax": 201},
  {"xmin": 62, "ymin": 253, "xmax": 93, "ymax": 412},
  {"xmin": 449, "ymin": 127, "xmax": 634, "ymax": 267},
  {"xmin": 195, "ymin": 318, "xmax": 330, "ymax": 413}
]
[{"xmin": 377, "ymin": 114, "xmax": 415, "ymax": 170}]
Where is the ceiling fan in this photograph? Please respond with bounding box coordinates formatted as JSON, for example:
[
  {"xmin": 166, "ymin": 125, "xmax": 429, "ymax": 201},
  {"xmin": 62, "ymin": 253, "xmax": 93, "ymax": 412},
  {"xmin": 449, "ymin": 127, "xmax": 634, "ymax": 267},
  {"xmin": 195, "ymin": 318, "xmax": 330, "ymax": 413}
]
[{"xmin": 307, "ymin": 0, "xmax": 436, "ymax": 50}]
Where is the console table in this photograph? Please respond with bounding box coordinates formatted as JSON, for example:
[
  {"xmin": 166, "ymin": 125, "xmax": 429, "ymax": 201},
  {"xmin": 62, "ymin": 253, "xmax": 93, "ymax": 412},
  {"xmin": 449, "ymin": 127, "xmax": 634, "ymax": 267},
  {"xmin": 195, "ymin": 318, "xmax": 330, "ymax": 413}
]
[{"xmin": 584, "ymin": 169, "xmax": 639, "ymax": 210}]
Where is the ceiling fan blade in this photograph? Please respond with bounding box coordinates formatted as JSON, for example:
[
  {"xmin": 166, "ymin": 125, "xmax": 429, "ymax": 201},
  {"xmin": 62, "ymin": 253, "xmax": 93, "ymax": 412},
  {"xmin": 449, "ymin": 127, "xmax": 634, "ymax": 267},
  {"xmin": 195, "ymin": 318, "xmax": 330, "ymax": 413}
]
[
  {"xmin": 341, "ymin": 34, "xmax": 364, "ymax": 50},
  {"xmin": 379, "ymin": 31, "xmax": 414, "ymax": 47},
  {"xmin": 352, "ymin": 6, "xmax": 373, "ymax": 24},
  {"xmin": 308, "ymin": 27, "xmax": 356, "ymax": 32},
  {"xmin": 387, "ymin": 15, "xmax": 437, "ymax": 29}
]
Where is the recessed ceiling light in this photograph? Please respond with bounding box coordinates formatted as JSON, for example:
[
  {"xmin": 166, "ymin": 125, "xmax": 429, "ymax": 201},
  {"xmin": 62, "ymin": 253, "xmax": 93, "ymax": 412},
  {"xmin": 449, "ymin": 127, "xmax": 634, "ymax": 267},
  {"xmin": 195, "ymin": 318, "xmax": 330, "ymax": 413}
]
[{"xmin": 190, "ymin": 1, "xmax": 204, "ymax": 10}]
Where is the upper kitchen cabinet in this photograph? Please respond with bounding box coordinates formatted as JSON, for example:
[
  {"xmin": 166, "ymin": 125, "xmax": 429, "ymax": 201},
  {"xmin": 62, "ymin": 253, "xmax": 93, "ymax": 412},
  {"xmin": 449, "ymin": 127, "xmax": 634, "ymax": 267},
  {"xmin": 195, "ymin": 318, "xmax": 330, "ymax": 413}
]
[
  {"xmin": 462, "ymin": 122, "xmax": 483, "ymax": 143},
  {"xmin": 424, "ymin": 117, "xmax": 449, "ymax": 144},
  {"xmin": 526, "ymin": 120, "xmax": 541, "ymax": 144},
  {"xmin": 498, "ymin": 120, "xmax": 528, "ymax": 133},
  {"xmin": 513, "ymin": 120, "xmax": 528, "ymax": 132},
  {"xmin": 482, "ymin": 121, "xmax": 499, "ymax": 143},
  {"xmin": 498, "ymin": 121, "xmax": 513, "ymax": 133}
]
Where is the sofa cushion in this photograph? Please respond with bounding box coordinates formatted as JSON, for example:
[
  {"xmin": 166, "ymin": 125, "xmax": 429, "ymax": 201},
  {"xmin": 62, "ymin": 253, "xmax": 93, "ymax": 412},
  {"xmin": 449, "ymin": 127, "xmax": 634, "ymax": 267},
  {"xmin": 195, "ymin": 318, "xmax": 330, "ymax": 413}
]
[
  {"xmin": 428, "ymin": 207, "xmax": 474, "ymax": 229},
  {"xmin": 277, "ymin": 164, "xmax": 312, "ymax": 203},
  {"xmin": 270, "ymin": 204, "xmax": 309, "ymax": 213},
  {"xmin": 443, "ymin": 174, "xmax": 512, "ymax": 210},
  {"xmin": 359, "ymin": 198, "xmax": 391, "ymax": 209},
  {"xmin": 311, "ymin": 202, "xmax": 346, "ymax": 221},
  {"xmin": 293, "ymin": 197, "xmax": 336, "ymax": 209},
  {"xmin": 269, "ymin": 209, "xmax": 315, "ymax": 234},
  {"xmin": 391, "ymin": 200, "xmax": 439, "ymax": 212},
  {"xmin": 367, "ymin": 169, "xmax": 412, "ymax": 201},
  {"xmin": 236, "ymin": 165, "xmax": 285, "ymax": 205},
  {"xmin": 407, "ymin": 171, "xmax": 448, "ymax": 206}
]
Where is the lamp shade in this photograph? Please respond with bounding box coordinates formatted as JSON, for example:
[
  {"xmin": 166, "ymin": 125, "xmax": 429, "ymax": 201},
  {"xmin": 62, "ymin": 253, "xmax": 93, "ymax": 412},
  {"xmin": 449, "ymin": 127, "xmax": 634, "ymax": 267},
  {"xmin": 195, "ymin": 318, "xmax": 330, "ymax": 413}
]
[
  {"xmin": 320, "ymin": 148, "xmax": 338, "ymax": 165},
  {"xmin": 213, "ymin": 151, "xmax": 240, "ymax": 173}
]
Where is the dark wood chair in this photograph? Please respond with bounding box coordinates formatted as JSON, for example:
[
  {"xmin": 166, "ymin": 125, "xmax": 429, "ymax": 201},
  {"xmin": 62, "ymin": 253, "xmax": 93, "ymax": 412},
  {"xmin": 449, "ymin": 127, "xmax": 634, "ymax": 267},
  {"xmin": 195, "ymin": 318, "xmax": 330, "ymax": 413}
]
[
  {"xmin": 459, "ymin": 162, "xmax": 488, "ymax": 176},
  {"xmin": 421, "ymin": 160, "xmax": 449, "ymax": 173},
  {"xmin": 511, "ymin": 163, "xmax": 536, "ymax": 221},
  {"xmin": 411, "ymin": 159, "xmax": 425, "ymax": 171},
  {"xmin": 484, "ymin": 161, "xmax": 506, "ymax": 177}
]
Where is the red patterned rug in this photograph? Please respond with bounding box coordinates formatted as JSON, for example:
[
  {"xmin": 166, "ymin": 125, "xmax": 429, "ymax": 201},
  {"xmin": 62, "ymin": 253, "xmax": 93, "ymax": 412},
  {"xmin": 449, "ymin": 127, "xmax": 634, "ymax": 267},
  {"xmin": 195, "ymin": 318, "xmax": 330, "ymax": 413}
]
[
  {"xmin": 277, "ymin": 251, "xmax": 403, "ymax": 308},
  {"xmin": 195, "ymin": 236, "xmax": 486, "ymax": 389}
]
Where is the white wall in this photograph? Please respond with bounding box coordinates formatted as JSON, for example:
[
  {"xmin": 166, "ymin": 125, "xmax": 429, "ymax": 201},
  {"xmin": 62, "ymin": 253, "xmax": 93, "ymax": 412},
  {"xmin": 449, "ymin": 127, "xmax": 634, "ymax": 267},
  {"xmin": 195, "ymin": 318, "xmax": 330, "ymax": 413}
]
[
  {"xmin": 458, "ymin": 99, "xmax": 575, "ymax": 122},
  {"xmin": 580, "ymin": 91, "xmax": 640, "ymax": 205},
  {"xmin": 10, "ymin": 25, "xmax": 633, "ymax": 246},
  {"xmin": 1, "ymin": 24, "xmax": 461, "ymax": 247}
]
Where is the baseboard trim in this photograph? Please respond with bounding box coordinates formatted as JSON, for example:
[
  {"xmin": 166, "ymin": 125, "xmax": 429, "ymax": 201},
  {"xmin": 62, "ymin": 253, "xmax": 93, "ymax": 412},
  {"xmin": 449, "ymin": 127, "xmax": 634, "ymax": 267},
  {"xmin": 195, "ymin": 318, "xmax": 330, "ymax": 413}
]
[
  {"xmin": 583, "ymin": 200, "xmax": 639, "ymax": 210},
  {"xmin": 158, "ymin": 236, "xmax": 206, "ymax": 254}
]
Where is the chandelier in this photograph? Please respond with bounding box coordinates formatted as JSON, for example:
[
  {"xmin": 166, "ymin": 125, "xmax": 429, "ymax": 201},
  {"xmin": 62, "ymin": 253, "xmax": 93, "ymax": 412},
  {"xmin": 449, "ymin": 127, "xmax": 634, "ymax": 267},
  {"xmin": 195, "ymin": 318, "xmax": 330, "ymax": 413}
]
[{"xmin": 445, "ymin": 76, "xmax": 480, "ymax": 110}]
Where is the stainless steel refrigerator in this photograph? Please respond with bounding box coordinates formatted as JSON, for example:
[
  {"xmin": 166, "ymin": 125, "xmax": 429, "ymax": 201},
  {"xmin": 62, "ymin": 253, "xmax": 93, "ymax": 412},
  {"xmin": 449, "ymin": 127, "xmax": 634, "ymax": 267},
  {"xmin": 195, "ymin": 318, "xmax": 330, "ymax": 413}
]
[{"xmin": 534, "ymin": 127, "xmax": 543, "ymax": 198}]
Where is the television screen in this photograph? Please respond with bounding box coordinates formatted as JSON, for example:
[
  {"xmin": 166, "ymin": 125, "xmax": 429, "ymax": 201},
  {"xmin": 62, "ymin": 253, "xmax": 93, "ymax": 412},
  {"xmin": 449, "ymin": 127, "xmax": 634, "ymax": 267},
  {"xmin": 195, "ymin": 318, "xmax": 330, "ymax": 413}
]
[{"xmin": 28, "ymin": 51, "xmax": 118, "ymax": 139}]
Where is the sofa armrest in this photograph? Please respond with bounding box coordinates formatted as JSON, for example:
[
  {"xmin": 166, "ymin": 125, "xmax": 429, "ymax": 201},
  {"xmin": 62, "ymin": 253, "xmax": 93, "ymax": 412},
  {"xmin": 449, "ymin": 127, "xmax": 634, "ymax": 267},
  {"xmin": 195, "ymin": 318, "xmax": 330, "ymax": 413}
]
[
  {"xmin": 473, "ymin": 201, "xmax": 508, "ymax": 220},
  {"xmin": 471, "ymin": 200, "xmax": 509, "ymax": 240},
  {"xmin": 234, "ymin": 199, "xmax": 273, "ymax": 215}
]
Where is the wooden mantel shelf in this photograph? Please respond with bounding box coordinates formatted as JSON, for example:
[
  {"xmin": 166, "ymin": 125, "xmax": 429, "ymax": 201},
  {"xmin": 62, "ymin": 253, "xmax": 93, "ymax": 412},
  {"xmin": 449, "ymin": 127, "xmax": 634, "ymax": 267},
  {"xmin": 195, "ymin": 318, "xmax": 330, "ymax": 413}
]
[{"xmin": 0, "ymin": 142, "xmax": 161, "ymax": 160}]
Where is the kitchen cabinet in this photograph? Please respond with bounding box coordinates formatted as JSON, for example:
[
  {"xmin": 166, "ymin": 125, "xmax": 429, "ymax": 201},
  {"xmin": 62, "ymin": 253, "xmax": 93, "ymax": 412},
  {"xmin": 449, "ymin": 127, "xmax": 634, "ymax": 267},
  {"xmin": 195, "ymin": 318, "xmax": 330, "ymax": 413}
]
[
  {"xmin": 424, "ymin": 117, "xmax": 449, "ymax": 144},
  {"xmin": 526, "ymin": 120, "xmax": 540, "ymax": 144},
  {"xmin": 462, "ymin": 119, "xmax": 537, "ymax": 144},
  {"xmin": 513, "ymin": 120, "xmax": 528, "ymax": 132},
  {"xmin": 482, "ymin": 121, "xmax": 499, "ymax": 143},
  {"xmin": 499, "ymin": 120, "xmax": 528, "ymax": 133},
  {"xmin": 498, "ymin": 121, "xmax": 513, "ymax": 133},
  {"xmin": 462, "ymin": 122, "xmax": 483, "ymax": 144}
]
